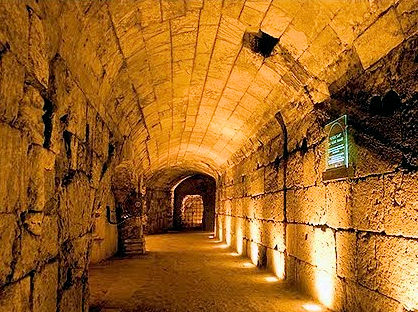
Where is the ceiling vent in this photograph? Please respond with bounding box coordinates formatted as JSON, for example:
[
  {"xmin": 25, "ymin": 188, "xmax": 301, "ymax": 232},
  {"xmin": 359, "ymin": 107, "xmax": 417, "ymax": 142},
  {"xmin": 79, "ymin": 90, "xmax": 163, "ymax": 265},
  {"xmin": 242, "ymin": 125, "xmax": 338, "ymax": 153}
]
[{"xmin": 243, "ymin": 30, "xmax": 279, "ymax": 58}]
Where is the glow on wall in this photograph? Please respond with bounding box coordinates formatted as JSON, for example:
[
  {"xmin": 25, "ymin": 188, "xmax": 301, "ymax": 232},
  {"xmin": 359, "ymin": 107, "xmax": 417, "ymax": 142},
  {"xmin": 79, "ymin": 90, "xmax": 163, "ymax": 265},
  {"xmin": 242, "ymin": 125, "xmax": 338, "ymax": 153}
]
[
  {"xmin": 250, "ymin": 220, "xmax": 260, "ymax": 265},
  {"xmin": 236, "ymin": 218, "xmax": 243, "ymax": 255},
  {"xmin": 225, "ymin": 215, "xmax": 231, "ymax": 246},
  {"xmin": 313, "ymin": 228, "xmax": 336, "ymax": 309},
  {"xmin": 271, "ymin": 249, "xmax": 285, "ymax": 279}
]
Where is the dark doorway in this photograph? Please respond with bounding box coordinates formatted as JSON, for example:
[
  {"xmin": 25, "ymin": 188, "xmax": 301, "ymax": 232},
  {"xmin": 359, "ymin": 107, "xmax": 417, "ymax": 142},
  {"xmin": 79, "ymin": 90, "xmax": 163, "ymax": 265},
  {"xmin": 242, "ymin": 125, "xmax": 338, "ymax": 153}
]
[{"xmin": 173, "ymin": 174, "xmax": 216, "ymax": 231}]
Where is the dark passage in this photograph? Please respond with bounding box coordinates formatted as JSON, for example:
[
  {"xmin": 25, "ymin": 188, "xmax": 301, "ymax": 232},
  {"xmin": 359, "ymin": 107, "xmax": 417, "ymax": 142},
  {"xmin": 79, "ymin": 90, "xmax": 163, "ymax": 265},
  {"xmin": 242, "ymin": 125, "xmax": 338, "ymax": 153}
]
[{"xmin": 173, "ymin": 174, "xmax": 216, "ymax": 232}]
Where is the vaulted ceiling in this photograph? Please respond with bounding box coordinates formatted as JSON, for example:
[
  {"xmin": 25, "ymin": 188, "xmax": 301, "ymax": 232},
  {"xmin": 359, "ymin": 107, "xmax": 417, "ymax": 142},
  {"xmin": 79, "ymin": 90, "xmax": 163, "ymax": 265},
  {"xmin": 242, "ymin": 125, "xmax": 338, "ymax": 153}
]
[{"xmin": 49, "ymin": 0, "xmax": 410, "ymax": 186}]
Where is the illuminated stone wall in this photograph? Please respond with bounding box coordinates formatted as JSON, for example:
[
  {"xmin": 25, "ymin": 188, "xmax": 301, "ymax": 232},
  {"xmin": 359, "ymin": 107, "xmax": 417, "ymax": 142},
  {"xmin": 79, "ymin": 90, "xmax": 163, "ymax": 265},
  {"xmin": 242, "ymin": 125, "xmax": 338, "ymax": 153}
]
[
  {"xmin": 216, "ymin": 36, "xmax": 417, "ymax": 312},
  {"xmin": 145, "ymin": 189, "xmax": 173, "ymax": 234},
  {"xmin": 0, "ymin": 3, "xmax": 134, "ymax": 311},
  {"xmin": 0, "ymin": 1, "xmax": 416, "ymax": 311},
  {"xmin": 90, "ymin": 193, "xmax": 118, "ymax": 264}
]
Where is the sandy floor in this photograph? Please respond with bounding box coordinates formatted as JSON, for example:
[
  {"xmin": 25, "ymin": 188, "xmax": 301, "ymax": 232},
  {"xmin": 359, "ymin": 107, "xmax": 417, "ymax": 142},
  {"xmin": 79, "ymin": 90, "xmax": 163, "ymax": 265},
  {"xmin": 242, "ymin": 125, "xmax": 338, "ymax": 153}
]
[{"xmin": 89, "ymin": 232, "xmax": 328, "ymax": 312}]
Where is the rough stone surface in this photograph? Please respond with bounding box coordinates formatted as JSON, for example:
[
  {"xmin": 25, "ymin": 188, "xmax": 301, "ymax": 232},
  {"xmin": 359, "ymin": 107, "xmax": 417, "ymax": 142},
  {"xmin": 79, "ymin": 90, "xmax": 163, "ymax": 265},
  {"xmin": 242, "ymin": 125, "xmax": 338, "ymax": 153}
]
[
  {"xmin": 90, "ymin": 232, "xmax": 333, "ymax": 312},
  {"xmin": 216, "ymin": 34, "xmax": 418, "ymax": 312},
  {"xmin": 0, "ymin": 1, "xmax": 416, "ymax": 311},
  {"xmin": 145, "ymin": 189, "xmax": 173, "ymax": 234},
  {"xmin": 0, "ymin": 3, "xmax": 130, "ymax": 310}
]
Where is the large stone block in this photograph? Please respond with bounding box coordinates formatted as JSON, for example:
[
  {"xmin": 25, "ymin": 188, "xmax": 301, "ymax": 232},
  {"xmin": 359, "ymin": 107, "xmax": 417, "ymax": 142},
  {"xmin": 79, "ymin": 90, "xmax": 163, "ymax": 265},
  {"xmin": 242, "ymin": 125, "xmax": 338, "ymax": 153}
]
[
  {"xmin": 312, "ymin": 226, "xmax": 336, "ymax": 273},
  {"xmin": 330, "ymin": 2, "xmax": 370, "ymax": 45},
  {"xmin": 59, "ymin": 235, "xmax": 91, "ymax": 288},
  {"xmin": 354, "ymin": 232, "xmax": 417, "ymax": 309},
  {"xmin": 336, "ymin": 231, "xmax": 356, "ymax": 280},
  {"xmin": 232, "ymin": 181, "xmax": 245, "ymax": 198},
  {"xmin": 261, "ymin": 221, "xmax": 285, "ymax": 251},
  {"xmin": 287, "ymin": 223, "xmax": 337, "ymax": 275},
  {"xmin": 90, "ymin": 204, "xmax": 118, "ymax": 264},
  {"xmin": 15, "ymin": 90, "xmax": 44, "ymax": 146},
  {"xmin": 66, "ymin": 90, "xmax": 87, "ymax": 142},
  {"xmin": 351, "ymin": 176, "xmax": 387, "ymax": 232},
  {"xmin": 285, "ymin": 254, "xmax": 297, "ymax": 285},
  {"xmin": 286, "ymin": 152, "xmax": 303, "ymax": 188},
  {"xmin": 325, "ymin": 180, "xmax": 352, "ymax": 229},
  {"xmin": 33, "ymin": 262, "xmax": 58, "ymax": 312},
  {"xmin": 59, "ymin": 175, "xmax": 95, "ymax": 240},
  {"xmin": 0, "ymin": 214, "xmax": 18, "ymax": 285},
  {"xmin": 396, "ymin": 0, "xmax": 418, "ymax": 37},
  {"xmin": 301, "ymin": 148, "xmax": 320, "ymax": 187},
  {"xmin": 248, "ymin": 167, "xmax": 264, "ymax": 197},
  {"xmin": 0, "ymin": 3, "xmax": 29, "ymax": 64},
  {"xmin": 383, "ymin": 171, "xmax": 418, "ymax": 238},
  {"xmin": 352, "ymin": 134, "xmax": 402, "ymax": 177},
  {"xmin": 264, "ymin": 164, "xmax": 284, "ymax": 193},
  {"xmin": 373, "ymin": 235, "xmax": 418, "ymax": 309},
  {"xmin": 345, "ymin": 280, "xmax": 403, "ymax": 312},
  {"xmin": 239, "ymin": 1, "xmax": 268, "ymax": 27},
  {"xmin": 222, "ymin": 0, "xmax": 244, "ymax": 19},
  {"xmin": 27, "ymin": 145, "xmax": 55, "ymax": 212},
  {"xmin": 200, "ymin": 0, "xmax": 222, "ymax": 26},
  {"xmin": 75, "ymin": 138, "xmax": 93, "ymax": 176},
  {"xmin": 28, "ymin": 9, "xmax": 49, "ymax": 87},
  {"xmin": 287, "ymin": 186, "xmax": 326, "ymax": 225},
  {"xmin": 13, "ymin": 214, "xmax": 58, "ymax": 280},
  {"xmin": 0, "ymin": 276, "xmax": 31, "ymax": 312},
  {"xmin": 286, "ymin": 224, "xmax": 314, "ymax": 265},
  {"xmin": 58, "ymin": 282, "xmax": 84, "ymax": 312},
  {"xmin": 236, "ymin": 197, "xmax": 251, "ymax": 218},
  {"xmin": 0, "ymin": 49, "xmax": 24, "ymax": 128},
  {"xmin": 356, "ymin": 232, "xmax": 379, "ymax": 290},
  {"xmin": 354, "ymin": 9, "xmax": 404, "ymax": 69},
  {"xmin": 0, "ymin": 124, "xmax": 29, "ymax": 214},
  {"xmin": 263, "ymin": 192, "xmax": 284, "ymax": 221},
  {"xmin": 299, "ymin": 26, "xmax": 344, "ymax": 78},
  {"xmin": 261, "ymin": 4, "xmax": 291, "ymax": 38},
  {"xmin": 324, "ymin": 48, "xmax": 364, "ymax": 91}
]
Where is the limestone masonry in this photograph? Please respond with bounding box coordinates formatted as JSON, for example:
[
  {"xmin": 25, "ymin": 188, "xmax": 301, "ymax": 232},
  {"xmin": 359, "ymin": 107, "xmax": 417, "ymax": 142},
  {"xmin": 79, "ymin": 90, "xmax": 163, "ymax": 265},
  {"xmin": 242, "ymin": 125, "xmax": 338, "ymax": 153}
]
[{"xmin": 0, "ymin": 1, "xmax": 416, "ymax": 311}]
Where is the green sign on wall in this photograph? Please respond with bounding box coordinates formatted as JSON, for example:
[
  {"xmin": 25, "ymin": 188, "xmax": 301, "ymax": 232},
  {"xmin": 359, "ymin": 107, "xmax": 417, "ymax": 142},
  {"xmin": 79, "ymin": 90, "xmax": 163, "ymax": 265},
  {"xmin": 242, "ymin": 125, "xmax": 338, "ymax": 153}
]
[{"xmin": 323, "ymin": 115, "xmax": 353, "ymax": 181}]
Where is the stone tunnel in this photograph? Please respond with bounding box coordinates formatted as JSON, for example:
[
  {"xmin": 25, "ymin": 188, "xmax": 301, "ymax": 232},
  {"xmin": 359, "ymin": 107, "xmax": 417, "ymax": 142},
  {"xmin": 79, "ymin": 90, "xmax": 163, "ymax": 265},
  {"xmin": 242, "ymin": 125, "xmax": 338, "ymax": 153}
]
[{"xmin": 0, "ymin": 1, "xmax": 417, "ymax": 311}]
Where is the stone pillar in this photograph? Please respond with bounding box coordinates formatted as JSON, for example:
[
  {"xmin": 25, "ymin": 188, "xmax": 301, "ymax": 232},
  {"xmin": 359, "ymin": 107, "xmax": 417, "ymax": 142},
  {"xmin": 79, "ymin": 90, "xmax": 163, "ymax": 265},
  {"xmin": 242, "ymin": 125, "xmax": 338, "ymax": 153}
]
[
  {"xmin": 119, "ymin": 216, "xmax": 146, "ymax": 255},
  {"xmin": 112, "ymin": 162, "xmax": 146, "ymax": 256}
]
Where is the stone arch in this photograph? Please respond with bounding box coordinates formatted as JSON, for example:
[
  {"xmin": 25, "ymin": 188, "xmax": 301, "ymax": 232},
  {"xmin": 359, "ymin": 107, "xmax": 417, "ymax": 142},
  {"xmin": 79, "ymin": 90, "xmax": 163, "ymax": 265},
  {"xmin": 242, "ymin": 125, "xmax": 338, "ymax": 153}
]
[{"xmin": 173, "ymin": 174, "xmax": 216, "ymax": 231}]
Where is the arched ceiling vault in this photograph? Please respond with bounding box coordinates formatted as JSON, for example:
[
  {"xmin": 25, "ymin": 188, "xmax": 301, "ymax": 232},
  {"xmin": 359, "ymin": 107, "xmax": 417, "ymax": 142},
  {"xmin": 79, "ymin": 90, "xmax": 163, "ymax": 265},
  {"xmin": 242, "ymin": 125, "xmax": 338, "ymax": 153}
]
[
  {"xmin": 145, "ymin": 164, "xmax": 218, "ymax": 190},
  {"xmin": 56, "ymin": 0, "xmax": 410, "ymax": 182}
]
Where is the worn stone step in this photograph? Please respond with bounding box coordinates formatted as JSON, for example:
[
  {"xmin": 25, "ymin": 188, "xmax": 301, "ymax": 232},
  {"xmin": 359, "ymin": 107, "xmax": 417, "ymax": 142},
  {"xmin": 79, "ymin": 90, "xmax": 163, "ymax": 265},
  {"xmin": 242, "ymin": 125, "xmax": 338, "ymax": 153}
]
[
  {"xmin": 125, "ymin": 247, "xmax": 144, "ymax": 251},
  {"xmin": 124, "ymin": 243, "xmax": 144, "ymax": 247},
  {"xmin": 124, "ymin": 239, "xmax": 144, "ymax": 243},
  {"xmin": 124, "ymin": 250, "xmax": 146, "ymax": 255}
]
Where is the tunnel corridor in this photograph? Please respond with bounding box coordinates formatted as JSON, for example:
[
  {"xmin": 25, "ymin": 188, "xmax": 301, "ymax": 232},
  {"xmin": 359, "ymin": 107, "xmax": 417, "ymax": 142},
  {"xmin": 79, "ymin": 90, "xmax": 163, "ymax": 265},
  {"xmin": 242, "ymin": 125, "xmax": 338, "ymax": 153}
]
[
  {"xmin": 0, "ymin": 1, "xmax": 417, "ymax": 312},
  {"xmin": 89, "ymin": 232, "xmax": 330, "ymax": 312}
]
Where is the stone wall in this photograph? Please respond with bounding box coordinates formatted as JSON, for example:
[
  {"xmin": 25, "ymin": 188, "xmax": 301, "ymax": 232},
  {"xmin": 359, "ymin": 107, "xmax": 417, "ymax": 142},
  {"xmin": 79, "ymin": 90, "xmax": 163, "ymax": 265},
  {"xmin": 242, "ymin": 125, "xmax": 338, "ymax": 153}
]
[
  {"xmin": 90, "ymin": 195, "xmax": 118, "ymax": 264},
  {"xmin": 145, "ymin": 189, "xmax": 172, "ymax": 234},
  {"xmin": 216, "ymin": 36, "xmax": 417, "ymax": 312},
  {"xmin": 0, "ymin": 3, "xmax": 128, "ymax": 311}
]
